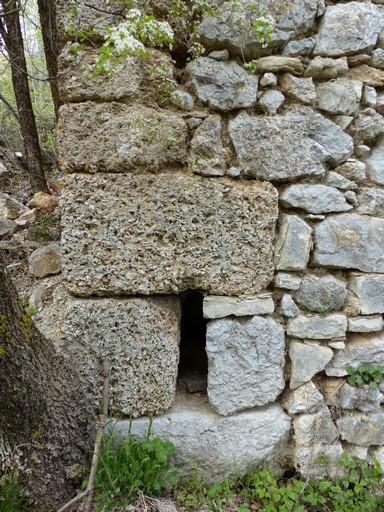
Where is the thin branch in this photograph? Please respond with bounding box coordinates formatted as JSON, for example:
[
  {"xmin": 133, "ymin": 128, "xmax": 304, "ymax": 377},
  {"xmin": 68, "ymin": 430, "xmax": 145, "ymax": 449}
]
[
  {"xmin": 0, "ymin": 91, "xmax": 19, "ymax": 121},
  {"xmin": 83, "ymin": 2, "xmax": 127, "ymax": 17}
]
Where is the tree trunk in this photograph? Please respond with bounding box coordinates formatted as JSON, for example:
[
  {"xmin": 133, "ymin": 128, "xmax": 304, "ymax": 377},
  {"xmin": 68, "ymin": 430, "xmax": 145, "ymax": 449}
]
[
  {"xmin": 0, "ymin": 252, "xmax": 94, "ymax": 509},
  {"xmin": 0, "ymin": 0, "xmax": 48, "ymax": 193}
]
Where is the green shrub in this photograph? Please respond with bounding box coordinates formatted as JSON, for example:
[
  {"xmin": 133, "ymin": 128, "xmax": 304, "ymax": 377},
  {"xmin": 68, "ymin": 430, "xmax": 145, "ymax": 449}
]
[{"xmin": 0, "ymin": 472, "xmax": 28, "ymax": 512}]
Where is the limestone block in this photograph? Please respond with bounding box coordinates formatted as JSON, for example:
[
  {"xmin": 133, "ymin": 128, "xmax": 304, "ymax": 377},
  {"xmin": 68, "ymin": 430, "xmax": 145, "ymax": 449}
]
[
  {"xmin": 294, "ymin": 442, "xmax": 343, "ymax": 479},
  {"xmin": 279, "ymin": 74, "xmax": 316, "ymax": 105},
  {"xmin": 334, "ymin": 160, "xmax": 366, "ymax": 183},
  {"xmin": 189, "ymin": 115, "xmax": 227, "ymax": 176},
  {"xmin": 280, "ymin": 381, "xmax": 324, "ymax": 415},
  {"xmin": 61, "ymin": 174, "xmax": 278, "ymax": 296},
  {"xmin": 203, "ymin": 294, "xmax": 274, "ymax": 319},
  {"xmin": 65, "ymin": 296, "xmax": 180, "ymax": 417},
  {"xmin": 356, "ymin": 188, "xmax": 384, "ymax": 217},
  {"xmin": 365, "ymin": 138, "xmax": 384, "ymax": 185},
  {"xmin": 337, "ymin": 411, "xmax": 384, "ymax": 446},
  {"xmin": 316, "ymin": 79, "xmax": 363, "ymax": 116},
  {"xmin": 333, "ymin": 116, "xmax": 353, "ymax": 131},
  {"xmin": 186, "ymin": 58, "xmax": 258, "ymax": 112},
  {"xmin": 0, "ymin": 219, "xmax": 17, "ymax": 239},
  {"xmin": 114, "ymin": 395, "xmax": 291, "ymax": 482},
  {"xmin": 29, "ymin": 244, "xmax": 62, "ymax": 278},
  {"xmin": 296, "ymin": 274, "xmax": 347, "ymax": 313},
  {"xmin": 282, "ymin": 37, "xmax": 316, "ymax": 57},
  {"xmin": 258, "ymin": 90, "xmax": 285, "ymax": 115},
  {"xmin": 259, "ymin": 73, "xmax": 277, "ymax": 87},
  {"xmin": 348, "ymin": 316, "xmax": 384, "ymax": 333},
  {"xmin": 288, "ymin": 314, "xmax": 347, "ymax": 340},
  {"xmin": 0, "ymin": 192, "xmax": 28, "ymax": 219},
  {"xmin": 58, "ymin": 102, "xmax": 187, "ymax": 173},
  {"xmin": 280, "ymin": 294, "xmax": 300, "ymax": 318},
  {"xmin": 325, "ymin": 332, "xmax": 384, "ymax": 377},
  {"xmin": 372, "ymin": 49, "xmax": 384, "ymax": 70},
  {"xmin": 338, "ymin": 383, "xmax": 384, "ymax": 413},
  {"xmin": 274, "ymin": 272, "xmax": 302, "ymax": 290},
  {"xmin": 350, "ymin": 109, "xmax": 384, "ymax": 144},
  {"xmin": 349, "ymin": 274, "xmax": 384, "ymax": 314},
  {"xmin": 293, "ymin": 407, "xmax": 338, "ymax": 446},
  {"xmin": 280, "ymin": 185, "xmax": 352, "ymax": 214},
  {"xmin": 289, "ymin": 340, "xmax": 334, "ymax": 389},
  {"xmin": 362, "ymin": 85, "xmax": 377, "ymax": 108},
  {"xmin": 347, "ymin": 64, "xmax": 384, "ymax": 87},
  {"xmin": 313, "ymin": 214, "xmax": 384, "ymax": 273},
  {"xmin": 274, "ymin": 215, "xmax": 312, "ymax": 271},
  {"xmin": 314, "ymin": 2, "xmax": 381, "ymax": 57},
  {"xmin": 304, "ymin": 57, "xmax": 349, "ymax": 79},
  {"xmin": 206, "ymin": 316, "xmax": 285, "ymax": 416},
  {"xmin": 251, "ymin": 56, "xmax": 304, "ymax": 75},
  {"xmin": 324, "ymin": 172, "xmax": 357, "ymax": 190}
]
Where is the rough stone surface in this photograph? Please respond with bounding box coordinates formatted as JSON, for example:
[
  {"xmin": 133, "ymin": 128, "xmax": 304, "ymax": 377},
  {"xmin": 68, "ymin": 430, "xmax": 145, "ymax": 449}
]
[
  {"xmin": 313, "ymin": 214, "xmax": 384, "ymax": 273},
  {"xmin": 0, "ymin": 192, "xmax": 28, "ymax": 219},
  {"xmin": 280, "ymin": 294, "xmax": 300, "ymax": 318},
  {"xmin": 0, "ymin": 218, "xmax": 17, "ymax": 239},
  {"xmin": 280, "ymin": 381, "xmax": 324, "ymax": 415},
  {"xmin": 279, "ymin": 74, "xmax": 316, "ymax": 105},
  {"xmin": 274, "ymin": 215, "xmax": 312, "ymax": 271},
  {"xmin": 349, "ymin": 274, "xmax": 384, "ymax": 314},
  {"xmin": 28, "ymin": 192, "xmax": 58, "ymax": 213},
  {"xmin": 274, "ymin": 272, "xmax": 302, "ymax": 290},
  {"xmin": 304, "ymin": 57, "xmax": 349, "ymax": 79},
  {"xmin": 348, "ymin": 316, "xmax": 384, "ymax": 333},
  {"xmin": 170, "ymin": 90, "xmax": 195, "ymax": 111},
  {"xmin": 289, "ymin": 340, "xmax": 334, "ymax": 389},
  {"xmin": 186, "ymin": 58, "xmax": 258, "ymax": 112},
  {"xmin": 350, "ymin": 109, "xmax": 384, "ymax": 144},
  {"xmin": 65, "ymin": 296, "xmax": 180, "ymax": 417},
  {"xmin": 280, "ymin": 185, "xmax": 352, "ymax": 214},
  {"xmin": 333, "ymin": 116, "xmax": 354, "ymax": 131},
  {"xmin": 29, "ymin": 244, "xmax": 62, "ymax": 278},
  {"xmin": 334, "ymin": 160, "xmax": 366, "ymax": 183},
  {"xmin": 338, "ymin": 383, "xmax": 384, "ymax": 413},
  {"xmin": 316, "ymin": 79, "xmax": 362, "ymax": 116},
  {"xmin": 203, "ymin": 294, "xmax": 274, "ymax": 319},
  {"xmin": 314, "ymin": 2, "xmax": 381, "ymax": 57},
  {"xmin": 287, "ymin": 314, "xmax": 347, "ymax": 339},
  {"xmin": 371, "ymin": 48, "xmax": 384, "ymax": 70},
  {"xmin": 365, "ymin": 138, "xmax": 384, "ymax": 185},
  {"xmin": 252, "ymin": 56, "xmax": 304, "ymax": 75},
  {"xmin": 294, "ymin": 442, "xmax": 344, "ymax": 479},
  {"xmin": 362, "ymin": 85, "xmax": 377, "ymax": 108},
  {"xmin": 61, "ymin": 174, "xmax": 278, "ymax": 296},
  {"xmin": 283, "ymin": 37, "xmax": 316, "ymax": 57},
  {"xmin": 58, "ymin": 102, "xmax": 187, "ymax": 173},
  {"xmin": 325, "ymin": 332, "xmax": 384, "ymax": 377},
  {"xmin": 258, "ymin": 90, "xmax": 285, "ymax": 115},
  {"xmin": 206, "ymin": 316, "xmax": 285, "ymax": 416},
  {"xmin": 114, "ymin": 394, "xmax": 291, "ymax": 482},
  {"xmin": 337, "ymin": 412, "xmax": 384, "ymax": 446},
  {"xmin": 324, "ymin": 172, "xmax": 357, "ymax": 190},
  {"xmin": 293, "ymin": 407, "xmax": 338, "ymax": 446},
  {"xmin": 347, "ymin": 64, "xmax": 384, "ymax": 87},
  {"xmin": 189, "ymin": 115, "xmax": 227, "ymax": 176},
  {"xmin": 295, "ymin": 274, "xmax": 348, "ymax": 313},
  {"xmin": 259, "ymin": 73, "xmax": 277, "ymax": 87},
  {"xmin": 356, "ymin": 188, "xmax": 384, "ymax": 217}
]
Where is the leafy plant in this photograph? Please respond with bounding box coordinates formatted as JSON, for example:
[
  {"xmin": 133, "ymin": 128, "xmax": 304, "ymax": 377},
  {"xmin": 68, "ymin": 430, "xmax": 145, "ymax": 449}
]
[
  {"xmin": 347, "ymin": 363, "xmax": 383, "ymax": 389},
  {"xmin": 0, "ymin": 472, "xmax": 29, "ymax": 512}
]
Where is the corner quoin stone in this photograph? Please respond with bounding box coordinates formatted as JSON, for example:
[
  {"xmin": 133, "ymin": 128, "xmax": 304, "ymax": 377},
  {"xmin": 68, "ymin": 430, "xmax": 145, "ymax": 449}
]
[{"xmin": 61, "ymin": 174, "xmax": 278, "ymax": 296}]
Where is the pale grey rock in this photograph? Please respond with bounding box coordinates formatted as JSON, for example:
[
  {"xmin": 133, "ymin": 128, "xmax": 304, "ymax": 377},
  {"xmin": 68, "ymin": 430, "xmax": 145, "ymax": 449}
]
[
  {"xmin": 203, "ymin": 294, "xmax": 274, "ymax": 319},
  {"xmin": 282, "ymin": 37, "xmax": 316, "ymax": 56},
  {"xmin": 348, "ymin": 316, "xmax": 384, "ymax": 333},
  {"xmin": 279, "ymin": 74, "xmax": 316, "ymax": 105},
  {"xmin": 294, "ymin": 442, "xmax": 343, "ymax": 479},
  {"xmin": 0, "ymin": 192, "xmax": 28, "ymax": 219},
  {"xmin": 337, "ymin": 411, "xmax": 384, "ymax": 446},
  {"xmin": 189, "ymin": 115, "xmax": 227, "ymax": 176},
  {"xmin": 313, "ymin": 214, "xmax": 384, "ymax": 272},
  {"xmin": 371, "ymin": 48, "xmax": 384, "ymax": 70},
  {"xmin": 324, "ymin": 172, "xmax": 357, "ymax": 190},
  {"xmin": 280, "ymin": 294, "xmax": 300, "ymax": 318},
  {"xmin": 365, "ymin": 138, "xmax": 384, "ymax": 184},
  {"xmin": 0, "ymin": 218, "xmax": 17, "ymax": 239},
  {"xmin": 287, "ymin": 314, "xmax": 347, "ymax": 340},
  {"xmin": 114, "ymin": 394, "xmax": 291, "ymax": 482},
  {"xmin": 186, "ymin": 58, "xmax": 258, "ymax": 112},
  {"xmin": 316, "ymin": 79, "xmax": 362, "ymax": 116},
  {"xmin": 170, "ymin": 90, "xmax": 195, "ymax": 111},
  {"xmin": 251, "ymin": 56, "xmax": 304, "ymax": 75},
  {"xmin": 334, "ymin": 160, "xmax": 366, "ymax": 182},
  {"xmin": 258, "ymin": 90, "xmax": 285, "ymax": 114},
  {"xmin": 349, "ymin": 273, "xmax": 384, "ymax": 314},
  {"xmin": 280, "ymin": 185, "xmax": 352, "ymax": 214},
  {"xmin": 274, "ymin": 215, "xmax": 312, "ymax": 271},
  {"xmin": 58, "ymin": 103, "xmax": 187, "ymax": 173},
  {"xmin": 259, "ymin": 73, "xmax": 277, "ymax": 87},
  {"xmin": 0, "ymin": 162, "xmax": 7, "ymax": 175},
  {"xmin": 293, "ymin": 407, "xmax": 338, "ymax": 446},
  {"xmin": 314, "ymin": 2, "xmax": 381, "ymax": 57},
  {"xmin": 328, "ymin": 340, "xmax": 346, "ymax": 350},
  {"xmin": 65, "ymin": 296, "xmax": 180, "ymax": 417},
  {"xmin": 280, "ymin": 381, "xmax": 324, "ymax": 415},
  {"xmin": 29, "ymin": 244, "xmax": 62, "ymax": 278},
  {"xmin": 377, "ymin": 92, "xmax": 384, "ymax": 114},
  {"xmin": 304, "ymin": 57, "xmax": 349, "ymax": 79},
  {"xmin": 206, "ymin": 316, "xmax": 285, "ymax": 416},
  {"xmin": 350, "ymin": 109, "xmax": 384, "ymax": 144},
  {"xmin": 333, "ymin": 116, "xmax": 353, "ymax": 130},
  {"xmin": 226, "ymin": 166, "xmax": 240, "ymax": 178},
  {"xmin": 338, "ymin": 383, "xmax": 384, "ymax": 412},
  {"xmin": 370, "ymin": 447, "xmax": 384, "ymax": 472},
  {"xmin": 208, "ymin": 49, "xmax": 229, "ymax": 61},
  {"xmin": 62, "ymin": 174, "xmax": 278, "ymax": 296},
  {"xmin": 354, "ymin": 146, "xmax": 370, "ymax": 158},
  {"xmin": 187, "ymin": 117, "xmax": 203, "ymax": 130},
  {"xmin": 362, "ymin": 85, "xmax": 377, "ymax": 108},
  {"xmin": 356, "ymin": 188, "xmax": 384, "ymax": 217},
  {"xmin": 274, "ymin": 272, "xmax": 302, "ymax": 290},
  {"xmin": 289, "ymin": 340, "xmax": 334, "ymax": 389},
  {"xmin": 296, "ymin": 274, "xmax": 348, "ymax": 313},
  {"xmin": 325, "ymin": 332, "xmax": 384, "ymax": 377}
]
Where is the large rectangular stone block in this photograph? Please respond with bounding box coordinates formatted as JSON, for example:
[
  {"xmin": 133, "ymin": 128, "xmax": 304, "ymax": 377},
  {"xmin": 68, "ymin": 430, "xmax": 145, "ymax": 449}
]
[{"xmin": 61, "ymin": 174, "xmax": 278, "ymax": 296}]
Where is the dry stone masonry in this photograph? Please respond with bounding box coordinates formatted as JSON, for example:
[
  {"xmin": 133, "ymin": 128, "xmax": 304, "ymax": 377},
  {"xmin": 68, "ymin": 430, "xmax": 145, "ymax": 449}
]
[{"xmin": 57, "ymin": 0, "xmax": 384, "ymax": 481}]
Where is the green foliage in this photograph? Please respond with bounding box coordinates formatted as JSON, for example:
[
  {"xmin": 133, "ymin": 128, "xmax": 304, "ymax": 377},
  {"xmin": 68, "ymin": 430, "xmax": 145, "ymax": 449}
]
[
  {"xmin": 347, "ymin": 363, "xmax": 384, "ymax": 389},
  {"xmin": 0, "ymin": 472, "xmax": 29, "ymax": 512}
]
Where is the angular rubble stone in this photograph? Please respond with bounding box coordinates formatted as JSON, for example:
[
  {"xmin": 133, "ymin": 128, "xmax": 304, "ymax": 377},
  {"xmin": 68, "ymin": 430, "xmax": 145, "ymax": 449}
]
[
  {"xmin": 259, "ymin": 73, "xmax": 277, "ymax": 87},
  {"xmin": 189, "ymin": 115, "xmax": 227, "ymax": 176},
  {"xmin": 15, "ymin": 209, "xmax": 37, "ymax": 227},
  {"xmin": 349, "ymin": 274, "xmax": 384, "ymax": 314},
  {"xmin": 347, "ymin": 64, "xmax": 384, "ymax": 87},
  {"xmin": 279, "ymin": 74, "xmax": 316, "ymax": 105},
  {"xmin": 350, "ymin": 109, "xmax": 384, "ymax": 144},
  {"xmin": 252, "ymin": 56, "xmax": 304, "ymax": 75},
  {"xmin": 356, "ymin": 188, "xmax": 384, "ymax": 217},
  {"xmin": 280, "ymin": 381, "xmax": 324, "ymax": 415},
  {"xmin": 280, "ymin": 185, "xmax": 352, "ymax": 214},
  {"xmin": 29, "ymin": 244, "xmax": 62, "ymax": 278},
  {"xmin": 333, "ymin": 116, "xmax": 353, "ymax": 130},
  {"xmin": 258, "ymin": 90, "xmax": 285, "ymax": 114},
  {"xmin": 65, "ymin": 296, "xmax": 180, "ymax": 417},
  {"xmin": 28, "ymin": 192, "xmax": 58, "ymax": 212},
  {"xmin": 348, "ymin": 316, "xmax": 384, "ymax": 333},
  {"xmin": 186, "ymin": 58, "xmax": 258, "ymax": 112},
  {"xmin": 362, "ymin": 85, "xmax": 377, "ymax": 108},
  {"xmin": 280, "ymin": 294, "xmax": 300, "ymax": 318},
  {"xmin": 115, "ymin": 395, "xmax": 291, "ymax": 482},
  {"xmin": 58, "ymin": 102, "xmax": 187, "ymax": 173},
  {"xmin": 287, "ymin": 314, "xmax": 347, "ymax": 340},
  {"xmin": 0, "ymin": 192, "xmax": 28, "ymax": 219},
  {"xmin": 274, "ymin": 215, "xmax": 312, "ymax": 271},
  {"xmin": 313, "ymin": 214, "xmax": 384, "ymax": 272},
  {"xmin": 304, "ymin": 57, "xmax": 349, "ymax": 79},
  {"xmin": 314, "ymin": 2, "xmax": 381, "ymax": 57},
  {"xmin": 282, "ymin": 37, "xmax": 316, "ymax": 56},
  {"xmin": 328, "ymin": 340, "xmax": 346, "ymax": 350},
  {"xmin": 0, "ymin": 218, "xmax": 17, "ymax": 239},
  {"xmin": 325, "ymin": 332, "xmax": 384, "ymax": 377},
  {"xmin": 324, "ymin": 172, "xmax": 356, "ymax": 190},
  {"xmin": 296, "ymin": 274, "xmax": 348, "ymax": 313},
  {"xmin": 338, "ymin": 383, "xmax": 384, "ymax": 412},
  {"xmin": 294, "ymin": 442, "xmax": 343, "ymax": 479},
  {"xmin": 208, "ymin": 50, "xmax": 229, "ymax": 61},
  {"xmin": 334, "ymin": 160, "xmax": 366, "ymax": 183},
  {"xmin": 293, "ymin": 407, "xmax": 338, "ymax": 446},
  {"xmin": 61, "ymin": 174, "xmax": 278, "ymax": 296},
  {"xmin": 348, "ymin": 54, "xmax": 372, "ymax": 68},
  {"xmin": 274, "ymin": 272, "xmax": 302, "ymax": 290},
  {"xmin": 206, "ymin": 316, "xmax": 285, "ymax": 416},
  {"xmin": 337, "ymin": 411, "xmax": 384, "ymax": 446},
  {"xmin": 372, "ymin": 48, "xmax": 384, "ymax": 70},
  {"xmin": 289, "ymin": 340, "xmax": 334, "ymax": 389},
  {"xmin": 170, "ymin": 90, "xmax": 195, "ymax": 111},
  {"xmin": 316, "ymin": 79, "xmax": 362, "ymax": 116},
  {"xmin": 378, "ymin": 92, "xmax": 384, "ymax": 115},
  {"xmin": 203, "ymin": 294, "xmax": 274, "ymax": 319},
  {"xmin": 365, "ymin": 138, "xmax": 384, "ymax": 185}
]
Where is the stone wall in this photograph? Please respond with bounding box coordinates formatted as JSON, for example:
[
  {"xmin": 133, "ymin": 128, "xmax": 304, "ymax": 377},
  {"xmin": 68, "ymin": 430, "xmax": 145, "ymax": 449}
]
[{"xmin": 58, "ymin": 0, "xmax": 384, "ymax": 481}]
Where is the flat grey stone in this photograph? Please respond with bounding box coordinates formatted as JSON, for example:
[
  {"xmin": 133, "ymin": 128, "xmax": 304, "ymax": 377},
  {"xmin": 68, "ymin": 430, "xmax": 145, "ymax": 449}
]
[
  {"xmin": 29, "ymin": 244, "xmax": 62, "ymax": 278},
  {"xmin": 274, "ymin": 215, "xmax": 312, "ymax": 271},
  {"xmin": 350, "ymin": 109, "xmax": 384, "ymax": 144},
  {"xmin": 304, "ymin": 57, "xmax": 349, "ymax": 79},
  {"xmin": 294, "ymin": 442, "xmax": 343, "ymax": 479},
  {"xmin": 274, "ymin": 272, "xmax": 302, "ymax": 290},
  {"xmin": 289, "ymin": 340, "xmax": 334, "ymax": 389},
  {"xmin": 0, "ymin": 218, "xmax": 17, "ymax": 239},
  {"xmin": 203, "ymin": 294, "xmax": 274, "ymax": 319},
  {"xmin": 280, "ymin": 185, "xmax": 352, "ymax": 214},
  {"xmin": 334, "ymin": 160, "xmax": 366, "ymax": 183},
  {"xmin": 313, "ymin": 214, "xmax": 384, "ymax": 272},
  {"xmin": 356, "ymin": 188, "xmax": 384, "ymax": 217},
  {"xmin": 251, "ymin": 56, "xmax": 304, "ymax": 75},
  {"xmin": 293, "ymin": 407, "xmax": 338, "ymax": 446},
  {"xmin": 279, "ymin": 74, "xmax": 316, "ymax": 105},
  {"xmin": 333, "ymin": 116, "xmax": 353, "ymax": 130},
  {"xmin": 362, "ymin": 85, "xmax": 377, "ymax": 108},
  {"xmin": 170, "ymin": 90, "xmax": 195, "ymax": 111},
  {"xmin": 324, "ymin": 172, "xmax": 357, "ymax": 190},
  {"xmin": 280, "ymin": 294, "xmax": 300, "ymax": 318},
  {"xmin": 208, "ymin": 50, "xmax": 229, "ymax": 61},
  {"xmin": 259, "ymin": 73, "xmax": 277, "ymax": 87},
  {"xmin": 349, "ymin": 273, "xmax": 384, "ymax": 314},
  {"xmin": 0, "ymin": 192, "xmax": 28, "ymax": 219},
  {"xmin": 258, "ymin": 90, "xmax": 285, "ymax": 115},
  {"xmin": 348, "ymin": 316, "xmax": 384, "ymax": 333},
  {"xmin": 316, "ymin": 79, "xmax": 362, "ymax": 116},
  {"xmin": 189, "ymin": 115, "xmax": 227, "ymax": 176},
  {"xmin": 365, "ymin": 137, "xmax": 384, "ymax": 185},
  {"xmin": 372, "ymin": 48, "xmax": 384, "ymax": 70},
  {"xmin": 296, "ymin": 274, "xmax": 348, "ymax": 313},
  {"xmin": 337, "ymin": 411, "xmax": 384, "ymax": 446},
  {"xmin": 338, "ymin": 383, "xmax": 384, "ymax": 412},
  {"xmin": 282, "ymin": 37, "xmax": 316, "ymax": 56},
  {"xmin": 206, "ymin": 316, "xmax": 285, "ymax": 416},
  {"xmin": 280, "ymin": 381, "xmax": 324, "ymax": 415},
  {"xmin": 287, "ymin": 314, "xmax": 347, "ymax": 339}
]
